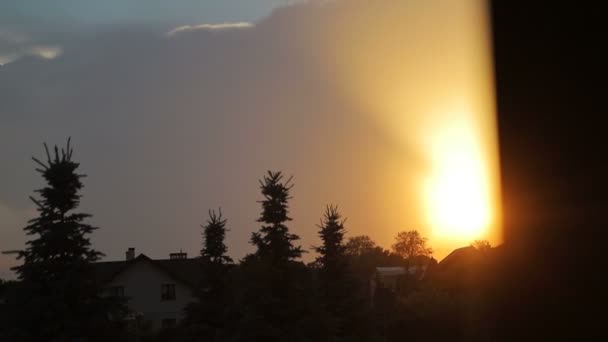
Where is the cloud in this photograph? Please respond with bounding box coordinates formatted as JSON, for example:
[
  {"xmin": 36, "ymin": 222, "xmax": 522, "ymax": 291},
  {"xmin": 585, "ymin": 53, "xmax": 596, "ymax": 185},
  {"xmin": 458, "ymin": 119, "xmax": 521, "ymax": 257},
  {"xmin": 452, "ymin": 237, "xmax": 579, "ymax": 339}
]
[
  {"xmin": 0, "ymin": 28, "xmax": 62, "ymax": 65},
  {"xmin": 0, "ymin": 45, "xmax": 63, "ymax": 66},
  {"xmin": 25, "ymin": 45, "xmax": 63, "ymax": 59},
  {"xmin": 164, "ymin": 22, "xmax": 254, "ymax": 37},
  {"xmin": 0, "ymin": 52, "xmax": 19, "ymax": 65}
]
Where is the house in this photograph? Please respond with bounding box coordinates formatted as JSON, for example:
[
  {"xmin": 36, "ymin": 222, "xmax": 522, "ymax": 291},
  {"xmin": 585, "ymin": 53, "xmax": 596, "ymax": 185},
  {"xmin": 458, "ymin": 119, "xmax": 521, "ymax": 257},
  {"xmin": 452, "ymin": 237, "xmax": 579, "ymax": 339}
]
[
  {"xmin": 369, "ymin": 263, "xmax": 431, "ymax": 305},
  {"xmin": 93, "ymin": 248, "xmax": 200, "ymax": 331},
  {"xmin": 425, "ymin": 245, "xmax": 501, "ymax": 292}
]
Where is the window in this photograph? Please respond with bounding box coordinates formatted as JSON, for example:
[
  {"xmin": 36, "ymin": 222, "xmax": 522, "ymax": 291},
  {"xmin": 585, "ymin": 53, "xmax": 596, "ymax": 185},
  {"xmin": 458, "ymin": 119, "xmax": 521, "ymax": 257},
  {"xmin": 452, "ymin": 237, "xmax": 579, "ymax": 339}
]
[
  {"xmin": 161, "ymin": 284, "xmax": 176, "ymax": 301},
  {"xmin": 161, "ymin": 318, "xmax": 177, "ymax": 329},
  {"xmin": 108, "ymin": 285, "xmax": 125, "ymax": 298}
]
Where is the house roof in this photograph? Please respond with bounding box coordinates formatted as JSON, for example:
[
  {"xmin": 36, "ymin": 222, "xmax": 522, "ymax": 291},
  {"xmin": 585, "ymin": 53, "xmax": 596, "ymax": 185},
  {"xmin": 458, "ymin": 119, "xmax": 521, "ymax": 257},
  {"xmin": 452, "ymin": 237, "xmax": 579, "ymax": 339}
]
[
  {"xmin": 92, "ymin": 254, "xmax": 202, "ymax": 289},
  {"xmin": 436, "ymin": 246, "xmax": 479, "ymax": 270},
  {"xmin": 427, "ymin": 245, "xmax": 503, "ymax": 289}
]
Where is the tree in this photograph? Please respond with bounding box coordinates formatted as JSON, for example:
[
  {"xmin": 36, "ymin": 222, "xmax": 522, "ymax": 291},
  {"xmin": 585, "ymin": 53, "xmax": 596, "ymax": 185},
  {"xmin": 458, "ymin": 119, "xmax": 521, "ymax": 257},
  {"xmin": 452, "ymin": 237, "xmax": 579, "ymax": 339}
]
[
  {"xmin": 314, "ymin": 205, "xmax": 350, "ymax": 304},
  {"xmin": 200, "ymin": 208, "xmax": 233, "ymax": 265},
  {"xmin": 471, "ymin": 239, "xmax": 491, "ymax": 252},
  {"xmin": 314, "ymin": 205, "xmax": 347, "ymax": 274},
  {"xmin": 345, "ymin": 235, "xmax": 403, "ymax": 280},
  {"xmin": 391, "ymin": 230, "xmax": 433, "ymax": 281},
  {"xmin": 250, "ymin": 170, "xmax": 302, "ymax": 263},
  {"xmin": 391, "ymin": 230, "xmax": 433, "ymax": 260},
  {"xmin": 314, "ymin": 205, "xmax": 366, "ymax": 341},
  {"xmin": 0, "ymin": 278, "xmax": 10, "ymax": 339},
  {"xmin": 233, "ymin": 171, "xmax": 317, "ymax": 341},
  {"xmin": 184, "ymin": 209, "xmax": 234, "ymax": 341},
  {"xmin": 344, "ymin": 235, "xmax": 377, "ymax": 258},
  {"xmin": 11, "ymin": 139, "xmax": 119, "ymax": 341}
]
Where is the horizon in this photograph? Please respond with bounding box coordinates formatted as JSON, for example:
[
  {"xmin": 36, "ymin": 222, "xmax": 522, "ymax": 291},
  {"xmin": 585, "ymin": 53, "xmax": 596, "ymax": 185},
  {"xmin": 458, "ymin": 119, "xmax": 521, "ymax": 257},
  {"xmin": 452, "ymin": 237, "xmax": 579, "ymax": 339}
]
[{"xmin": 1, "ymin": 0, "xmax": 501, "ymax": 279}]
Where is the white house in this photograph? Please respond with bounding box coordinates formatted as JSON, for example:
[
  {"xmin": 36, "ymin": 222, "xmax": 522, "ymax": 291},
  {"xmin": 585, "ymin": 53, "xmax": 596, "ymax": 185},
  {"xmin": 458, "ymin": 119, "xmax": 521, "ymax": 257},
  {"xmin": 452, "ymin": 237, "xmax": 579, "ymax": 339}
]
[{"xmin": 94, "ymin": 248, "xmax": 200, "ymax": 331}]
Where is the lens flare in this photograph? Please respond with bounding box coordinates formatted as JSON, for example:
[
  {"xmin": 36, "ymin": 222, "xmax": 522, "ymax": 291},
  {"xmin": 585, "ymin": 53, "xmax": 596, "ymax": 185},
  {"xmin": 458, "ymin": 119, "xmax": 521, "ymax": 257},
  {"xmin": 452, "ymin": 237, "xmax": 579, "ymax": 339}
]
[
  {"xmin": 322, "ymin": 0, "xmax": 502, "ymax": 254},
  {"xmin": 423, "ymin": 118, "xmax": 492, "ymax": 241}
]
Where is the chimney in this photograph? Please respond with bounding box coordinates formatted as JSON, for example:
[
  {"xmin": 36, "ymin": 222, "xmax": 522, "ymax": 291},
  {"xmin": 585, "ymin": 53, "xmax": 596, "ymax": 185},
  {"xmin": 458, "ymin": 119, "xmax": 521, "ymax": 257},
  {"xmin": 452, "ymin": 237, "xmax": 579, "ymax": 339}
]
[
  {"xmin": 126, "ymin": 247, "xmax": 135, "ymax": 261},
  {"xmin": 169, "ymin": 250, "xmax": 187, "ymax": 260}
]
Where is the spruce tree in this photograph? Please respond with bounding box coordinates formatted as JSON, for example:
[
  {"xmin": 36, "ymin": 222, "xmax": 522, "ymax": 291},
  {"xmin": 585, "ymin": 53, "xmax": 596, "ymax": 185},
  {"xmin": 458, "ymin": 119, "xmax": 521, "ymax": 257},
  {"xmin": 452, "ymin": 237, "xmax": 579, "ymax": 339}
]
[
  {"xmin": 314, "ymin": 205, "xmax": 347, "ymax": 279},
  {"xmin": 250, "ymin": 170, "xmax": 302, "ymax": 263},
  {"xmin": 12, "ymin": 139, "xmax": 112, "ymax": 341},
  {"xmin": 185, "ymin": 209, "xmax": 233, "ymax": 341},
  {"xmin": 314, "ymin": 205, "xmax": 363, "ymax": 341},
  {"xmin": 200, "ymin": 208, "xmax": 232, "ymax": 265},
  {"xmin": 232, "ymin": 171, "xmax": 318, "ymax": 342}
]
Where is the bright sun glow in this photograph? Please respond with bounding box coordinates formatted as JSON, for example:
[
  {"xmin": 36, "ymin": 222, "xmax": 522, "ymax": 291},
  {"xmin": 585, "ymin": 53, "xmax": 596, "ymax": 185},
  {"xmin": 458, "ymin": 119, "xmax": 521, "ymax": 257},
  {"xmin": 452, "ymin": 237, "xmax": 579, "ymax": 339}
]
[
  {"xmin": 325, "ymin": 0, "xmax": 501, "ymax": 255},
  {"xmin": 424, "ymin": 118, "xmax": 492, "ymax": 241}
]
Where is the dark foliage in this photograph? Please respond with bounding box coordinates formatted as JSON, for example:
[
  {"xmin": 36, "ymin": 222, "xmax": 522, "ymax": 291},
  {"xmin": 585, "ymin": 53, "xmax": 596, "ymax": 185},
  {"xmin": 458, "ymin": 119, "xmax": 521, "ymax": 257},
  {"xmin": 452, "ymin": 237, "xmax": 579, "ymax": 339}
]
[
  {"xmin": 314, "ymin": 205, "xmax": 347, "ymax": 276},
  {"xmin": 471, "ymin": 240, "xmax": 491, "ymax": 252},
  {"xmin": 345, "ymin": 235, "xmax": 403, "ymax": 281},
  {"xmin": 314, "ymin": 205, "xmax": 368, "ymax": 342},
  {"xmin": 231, "ymin": 259, "xmax": 322, "ymax": 342},
  {"xmin": 4, "ymin": 149, "xmax": 524, "ymax": 342},
  {"xmin": 232, "ymin": 171, "xmax": 319, "ymax": 342},
  {"xmin": 183, "ymin": 208, "xmax": 234, "ymax": 341},
  {"xmin": 250, "ymin": 171, "xmax": 302, "ymax": 263},
  {"xmin": 8, "ymin": 139, "xmax": 126, "ymax": 341},
  {"xmin": 391, "ymin": 230, "xmax": 432, "ymax": 260},
  {"xmin": 200, "ymin": 209, "xmax": 233, "ymax": 265}
]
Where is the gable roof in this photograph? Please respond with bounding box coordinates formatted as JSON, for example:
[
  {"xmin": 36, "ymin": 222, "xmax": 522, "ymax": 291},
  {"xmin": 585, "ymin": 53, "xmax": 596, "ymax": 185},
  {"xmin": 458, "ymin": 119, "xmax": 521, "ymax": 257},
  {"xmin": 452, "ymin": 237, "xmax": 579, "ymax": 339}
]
[
  {"xmin": 92, "ymin": 254, "xmax": 202, "ymax": 289},
  {"xmin": 427, "ymin": 245, "xmax": 503, "ymax": 289},
  {"xmin": 436, "ymin": 246, "xmax": 479, "ymax": 270}
]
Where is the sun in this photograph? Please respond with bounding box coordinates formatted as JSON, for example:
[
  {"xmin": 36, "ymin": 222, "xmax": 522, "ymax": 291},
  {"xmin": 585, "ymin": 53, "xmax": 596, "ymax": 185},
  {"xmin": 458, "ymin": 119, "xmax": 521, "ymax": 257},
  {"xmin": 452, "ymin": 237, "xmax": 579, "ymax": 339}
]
[{"xmin": 424, "ymin": 119, "xmax": 492, "ymax": 241}]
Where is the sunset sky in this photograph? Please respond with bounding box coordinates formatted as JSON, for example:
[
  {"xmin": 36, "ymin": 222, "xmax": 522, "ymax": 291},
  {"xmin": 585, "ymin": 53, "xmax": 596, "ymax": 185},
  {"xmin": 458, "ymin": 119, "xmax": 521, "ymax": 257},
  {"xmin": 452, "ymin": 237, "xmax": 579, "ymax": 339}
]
[{"xmin": 0, "ymin": 0, "xmax": 501, "ymax": 279}]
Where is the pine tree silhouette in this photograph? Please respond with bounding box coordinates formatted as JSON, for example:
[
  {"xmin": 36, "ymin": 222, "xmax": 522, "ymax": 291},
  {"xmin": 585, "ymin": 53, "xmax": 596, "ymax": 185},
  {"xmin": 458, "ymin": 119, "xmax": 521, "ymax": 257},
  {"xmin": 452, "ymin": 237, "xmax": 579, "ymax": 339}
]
[
  {"xmin": 314, "ymin": 205, "xmax": 365, "ymax": 341},
  {"xmin": 232, "ymin": 171, "xmax": 318, "ymax": 341},
  {"xmin": 201, "ymin": 208, "xmax": 233, "ymax": 265},
  {"xmin": 12, "ymin": 139, "xmax": 114, "ymax": 340},
  {"xmin": 251, "ymin": 171, "xmax": 302, "ymax": 263},
  {"xmin": 185, "ymin": 209, "xmax": 233, "ymax": 341}
]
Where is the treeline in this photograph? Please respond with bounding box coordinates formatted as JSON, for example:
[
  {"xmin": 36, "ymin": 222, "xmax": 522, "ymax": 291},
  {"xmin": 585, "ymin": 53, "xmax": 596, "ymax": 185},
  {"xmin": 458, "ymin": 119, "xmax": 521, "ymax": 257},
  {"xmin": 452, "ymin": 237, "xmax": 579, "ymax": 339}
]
[
  {"xmin": 177, "ymin": 171, "xmax": 437, "ymax": 342},
  {"xmin": 0, "ymin": 140, "xmax": 495, "ymax": 342}
]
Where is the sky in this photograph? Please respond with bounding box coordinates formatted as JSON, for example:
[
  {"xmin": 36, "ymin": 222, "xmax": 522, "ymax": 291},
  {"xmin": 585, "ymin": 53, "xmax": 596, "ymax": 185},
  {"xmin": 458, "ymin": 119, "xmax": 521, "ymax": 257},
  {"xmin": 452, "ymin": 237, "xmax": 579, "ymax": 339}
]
[
  {"xmin": 1, "ymin": 0, "xmax": 294, "ymax": 25},
  {"xmin": 0, "ymin": 0, "xmax": 501, "ymax": 279}
]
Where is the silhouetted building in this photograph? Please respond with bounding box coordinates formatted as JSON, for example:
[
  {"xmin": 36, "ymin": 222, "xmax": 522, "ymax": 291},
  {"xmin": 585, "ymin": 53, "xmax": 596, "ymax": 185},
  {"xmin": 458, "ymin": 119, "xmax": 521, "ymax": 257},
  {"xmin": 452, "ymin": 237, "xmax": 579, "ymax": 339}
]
[
  {"xmin": 369, "ymin": 263, "xmax": 431, "ymax": 306},
  {"xmin": 93, "ymin": 248, "xmax": 199, "ymax": 330},
  {"xmin": 426, "ymin": 246, "xmax": 499, "ymax": 293}
]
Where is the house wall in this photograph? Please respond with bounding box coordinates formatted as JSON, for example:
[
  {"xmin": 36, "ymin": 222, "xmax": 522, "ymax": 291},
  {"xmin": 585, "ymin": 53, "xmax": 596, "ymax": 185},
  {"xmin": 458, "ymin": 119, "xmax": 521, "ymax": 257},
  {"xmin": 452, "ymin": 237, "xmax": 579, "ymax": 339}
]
[{"xmin": 106, "ymin": 260, "xmax": 194, "ymax": 330}]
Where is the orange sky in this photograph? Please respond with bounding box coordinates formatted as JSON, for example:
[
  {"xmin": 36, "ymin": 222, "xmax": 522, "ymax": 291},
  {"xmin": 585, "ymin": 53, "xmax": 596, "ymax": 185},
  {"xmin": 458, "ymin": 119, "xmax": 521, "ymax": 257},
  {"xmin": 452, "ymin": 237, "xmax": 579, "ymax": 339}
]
[{"xmin": 299, "ymin": 0, "xmax": 502, "ymax": 258}]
